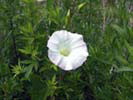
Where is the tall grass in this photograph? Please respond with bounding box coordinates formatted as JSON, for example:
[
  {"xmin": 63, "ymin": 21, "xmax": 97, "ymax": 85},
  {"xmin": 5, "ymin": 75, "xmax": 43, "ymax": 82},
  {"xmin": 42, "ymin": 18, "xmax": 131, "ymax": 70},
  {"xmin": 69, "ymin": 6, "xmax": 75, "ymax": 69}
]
[{"xmin": 0, "ymin": 0, "xmax": 133, "ymax": 100}]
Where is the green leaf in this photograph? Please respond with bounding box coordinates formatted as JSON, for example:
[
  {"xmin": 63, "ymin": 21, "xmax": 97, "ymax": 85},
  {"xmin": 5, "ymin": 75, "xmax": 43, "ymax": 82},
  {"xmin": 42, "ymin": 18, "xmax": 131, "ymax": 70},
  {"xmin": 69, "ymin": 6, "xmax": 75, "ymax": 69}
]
[
  {"xmin": 12, "ymin": 60, "xmax": 24, "ymax": 78},
  {"xmin": 30, "ymin": 74, "xmax": 47, "ymax": 100},
  {"xmin": 24, "ymin": 65, "xmax": 33, "ymax": 78},
  {"xmin": 65, "ymin": 9, "xmax": 71, "ymax": 27},
  {"xmin": 115, "ymin": 67, "xmax": 133, "ymax": 72},
  {"xmin": 78, "ymin": 2, "xmax": 87, "ymax": 10},
  {"xmin": 112, "ymin": 24, "xmax": 125, "ymax": 34},
  {"xmin": 47, "ymin": 0, "xmax": 54, "ymax": 10},
  {"xmin": 0, "ymin": 64, "xmax": 10, "ymax": 76},
  {"xmin": 116, "ymin": 56, "xmax": 128, "ymax": 65},
  {"xmin": 18, "ymin": 48, "xmax": 31, "ymax": 55}
]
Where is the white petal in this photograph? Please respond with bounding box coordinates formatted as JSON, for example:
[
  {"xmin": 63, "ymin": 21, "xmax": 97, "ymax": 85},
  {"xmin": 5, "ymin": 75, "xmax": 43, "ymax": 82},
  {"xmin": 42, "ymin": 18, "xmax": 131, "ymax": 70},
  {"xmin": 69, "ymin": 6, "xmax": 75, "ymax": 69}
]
[
  {"xmin": 66, "ymin": 51, "xmax": 88, "ymax": 70},
  {"xmin": 47, "ymin": 42, "xmax": 59, "ymax": 52},
  {"xmin": 70, "ymin": 33, "xmax": 83, "ymax": 43},
  {"xmin": 68, "ymin": 33, "xmax": 87, "ymax": 49},
  {"xmin": 73, "ymin": 55, "xmax": 87, "ymax": 69},
  {"xmin": 48, "ymin": 50, "xmax": 68, "ymax": 70},
  {"xmin": 65, "ymin": 44, "xmax": 88, "ymax": 70},
  {"xmin": 71, "ymin": 45, "xmax": 89, "ymax": 57},
  {"xmin": 58, "ymin": 57, "xmax": 68, "ymax": 70},
  {"xmin": 48, "ymin": 50, "xmax": 62, "ymax": 65},
  {"xmin": 37, "ymin": 0, "xmax": 44, "ymax": 2},
  {"xmin": 49, "ymin": 30, "xmax": 69, "ymax": 43},
  {"xmin": 65, "ymin": 62, "xmax": 73, "ymax": 71},
  {"xmin": 47, "ymin": 30, "xmax": 70, "ymax": 52}
]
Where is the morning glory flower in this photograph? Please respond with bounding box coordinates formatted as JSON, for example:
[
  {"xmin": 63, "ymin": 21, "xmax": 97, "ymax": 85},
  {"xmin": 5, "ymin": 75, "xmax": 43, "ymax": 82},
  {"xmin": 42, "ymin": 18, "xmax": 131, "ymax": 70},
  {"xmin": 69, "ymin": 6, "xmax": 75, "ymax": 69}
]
[
  {"xmin": 37, "ymin": 0, "xmax": 44, "ymax": 2},
  {"xmin": 47, "ymin": 30, "xmax": 89, "ymax": 71}
]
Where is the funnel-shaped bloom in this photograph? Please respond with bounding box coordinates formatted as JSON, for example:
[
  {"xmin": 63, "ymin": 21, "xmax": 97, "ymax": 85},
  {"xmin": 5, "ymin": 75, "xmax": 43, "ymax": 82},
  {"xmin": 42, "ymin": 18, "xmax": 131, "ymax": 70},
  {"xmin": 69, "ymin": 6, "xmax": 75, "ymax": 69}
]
[
  {"xmin": 37, "ymin": 0, "xmax": 44, "ymax": 2},
  {"xmin": 47, "ymin": 30, "xmax": 88, "ymax": 71}
]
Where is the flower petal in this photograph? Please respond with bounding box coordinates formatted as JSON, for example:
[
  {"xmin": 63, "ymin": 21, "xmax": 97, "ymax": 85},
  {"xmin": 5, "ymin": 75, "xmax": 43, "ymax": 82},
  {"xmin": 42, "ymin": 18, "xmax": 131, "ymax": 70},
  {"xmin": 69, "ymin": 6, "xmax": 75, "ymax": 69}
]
[
  {"xmin": 49, "ymin": 30, "xmax": 69, "ymax": 43},
  {"xmin": 48, "ymin": 50, "xmax": 68, "ymax": 70},
  {"xmin": 66, "ymin": 51, "xmax": 88, "ymax": 70},
  {"xmin": 65, "ymin": 62, "xmax": 73, "ymax": 71},
  {"xmin": 65, "ymin": 44, "xmax": 88, "ymax": 70},
  {"xmin": 47, "ymin": 42, "xmax": 59, "ymax": 52},
  {"xmin": 68, "ymin": 33, "xmax": 87, "ymax": 49},
  {"xmin": 48, "ymin": 50, "xmax": 62, "ymax": 65},
  {"xmin": 47, "ymin": 30, "xmax": 70, "ymax": 52},
  {"xmin": 71, "ymin": 45, "xmax": 89, "ymax": 57}
]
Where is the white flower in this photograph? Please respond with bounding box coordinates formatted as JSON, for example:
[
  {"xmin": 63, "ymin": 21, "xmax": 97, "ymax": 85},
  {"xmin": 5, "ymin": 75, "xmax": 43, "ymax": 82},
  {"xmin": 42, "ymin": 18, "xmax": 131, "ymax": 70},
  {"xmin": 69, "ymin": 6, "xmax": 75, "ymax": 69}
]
[
  {"xmin": 47, "ymin": 30, "xmax": 89, "ymax": 71},
  {"xmin": 37, "ymin": 0, "xmax": 44, "ymax": 2}
]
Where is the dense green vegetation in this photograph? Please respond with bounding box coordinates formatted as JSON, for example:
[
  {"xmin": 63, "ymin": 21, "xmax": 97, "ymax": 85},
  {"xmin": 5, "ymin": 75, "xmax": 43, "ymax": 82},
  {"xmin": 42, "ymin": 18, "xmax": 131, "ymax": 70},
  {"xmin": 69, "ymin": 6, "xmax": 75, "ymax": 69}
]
[{"xmin": 0, "ymin": 0, "xmax": 133, "ymax": 100}]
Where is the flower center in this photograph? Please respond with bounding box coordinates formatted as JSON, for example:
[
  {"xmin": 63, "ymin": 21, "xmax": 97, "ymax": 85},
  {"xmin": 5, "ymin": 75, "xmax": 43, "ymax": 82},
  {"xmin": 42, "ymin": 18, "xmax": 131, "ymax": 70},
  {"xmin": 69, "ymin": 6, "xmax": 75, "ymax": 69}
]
[{"xmin": 59, "ymin": 47, "xmax": 70, "ymax": 56}]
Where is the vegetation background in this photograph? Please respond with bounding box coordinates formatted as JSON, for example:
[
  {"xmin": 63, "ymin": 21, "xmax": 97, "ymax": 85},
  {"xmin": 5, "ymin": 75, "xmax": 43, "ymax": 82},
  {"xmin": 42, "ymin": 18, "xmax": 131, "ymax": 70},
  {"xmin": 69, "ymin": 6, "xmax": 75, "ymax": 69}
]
[{"xmin": 0, "ymin": 0, "xmax": 133, "ymax": 100}]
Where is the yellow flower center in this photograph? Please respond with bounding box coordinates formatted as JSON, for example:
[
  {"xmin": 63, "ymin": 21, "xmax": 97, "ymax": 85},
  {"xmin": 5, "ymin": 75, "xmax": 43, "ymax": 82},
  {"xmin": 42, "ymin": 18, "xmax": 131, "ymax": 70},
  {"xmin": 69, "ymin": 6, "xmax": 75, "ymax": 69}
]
[{"xmin": 59, "ymin": 47, "xmax": 70, "ymax": 56}]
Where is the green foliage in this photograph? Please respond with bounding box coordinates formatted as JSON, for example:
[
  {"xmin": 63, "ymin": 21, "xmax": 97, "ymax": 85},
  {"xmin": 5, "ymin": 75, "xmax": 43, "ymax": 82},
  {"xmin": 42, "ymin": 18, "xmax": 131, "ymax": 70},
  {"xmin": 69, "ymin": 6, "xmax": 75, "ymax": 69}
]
[{"xmin": 0, "ymin": 0, "xmax": 133, "ymax": 100}]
